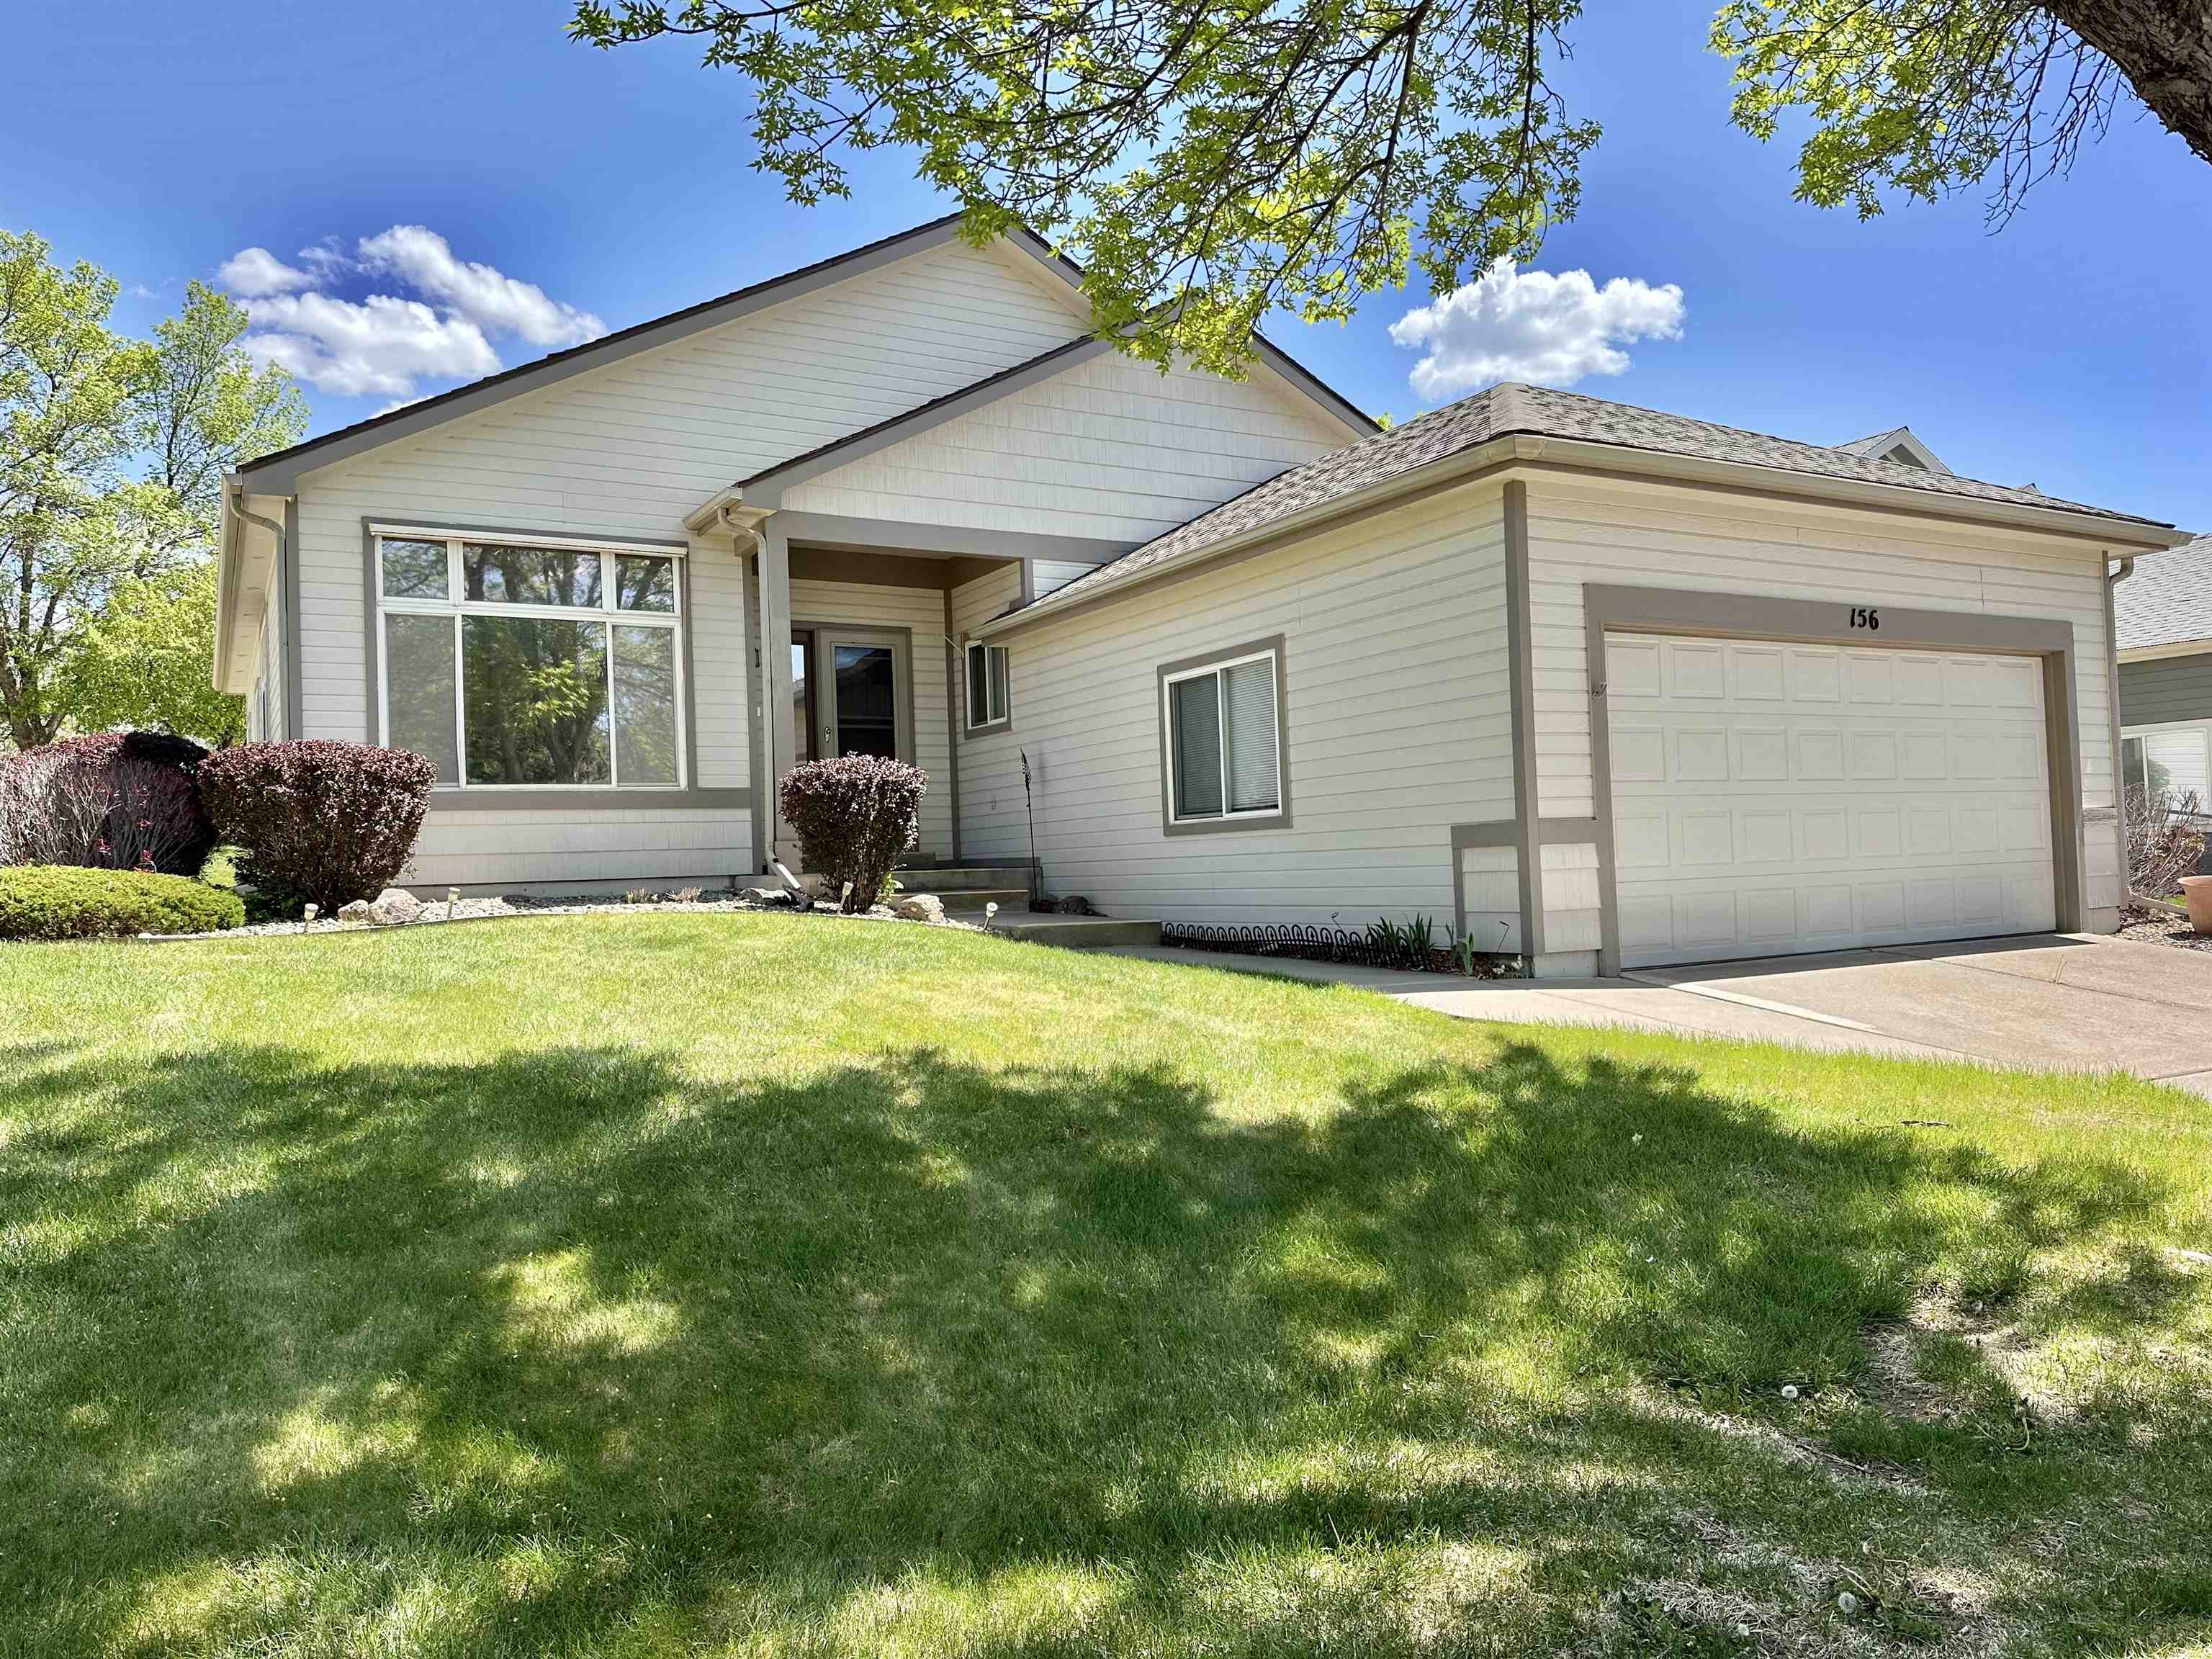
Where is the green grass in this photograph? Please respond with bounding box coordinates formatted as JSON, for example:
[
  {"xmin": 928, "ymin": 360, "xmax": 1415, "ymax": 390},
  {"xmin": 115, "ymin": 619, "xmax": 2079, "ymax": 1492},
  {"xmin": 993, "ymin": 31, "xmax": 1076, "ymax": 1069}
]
[{"xmin": 3, "ymin": 914, "xmax": 2209, "ymax": 1658}]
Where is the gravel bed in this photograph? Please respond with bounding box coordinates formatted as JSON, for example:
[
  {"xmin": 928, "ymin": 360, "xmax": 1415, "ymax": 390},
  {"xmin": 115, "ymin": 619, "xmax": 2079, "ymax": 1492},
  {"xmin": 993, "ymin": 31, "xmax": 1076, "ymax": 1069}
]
[
  {"xmin": 150, "ymin": 889, "xmax": 980, "ymax": 942},
  {"xmin": 2117, "ymin": 904, "xmax": 2212, "ymax": 953}
]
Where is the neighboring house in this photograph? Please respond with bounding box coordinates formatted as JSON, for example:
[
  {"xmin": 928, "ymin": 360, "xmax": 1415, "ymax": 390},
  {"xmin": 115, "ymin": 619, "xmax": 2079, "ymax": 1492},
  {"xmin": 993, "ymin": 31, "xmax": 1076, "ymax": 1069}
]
[
  {"xmin": 215, "ymin": 217, "xmax": 2184, "ymax": 976},
  {"xmin": 2113, "ymin": 533, "xmax": 2212, "ymax": 809}
]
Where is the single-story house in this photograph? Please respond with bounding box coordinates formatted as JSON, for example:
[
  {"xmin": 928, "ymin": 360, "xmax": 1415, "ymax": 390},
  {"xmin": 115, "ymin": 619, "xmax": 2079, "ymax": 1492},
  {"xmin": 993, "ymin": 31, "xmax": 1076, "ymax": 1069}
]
[
  {"xmin": 215, "ymin": 216, "xmax": 2186, "ymax": 975},
  {"xmin": 2113, "ymin": 532, "xmax": 2212, "ymax": 808}
]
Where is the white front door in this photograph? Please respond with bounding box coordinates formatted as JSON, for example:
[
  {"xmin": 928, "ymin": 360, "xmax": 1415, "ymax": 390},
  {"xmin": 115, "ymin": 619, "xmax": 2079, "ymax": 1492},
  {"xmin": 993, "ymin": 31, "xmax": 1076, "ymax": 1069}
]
[{"xmin": 1607, "ymin": 631, "xmax": 2058, "ymax": 968}]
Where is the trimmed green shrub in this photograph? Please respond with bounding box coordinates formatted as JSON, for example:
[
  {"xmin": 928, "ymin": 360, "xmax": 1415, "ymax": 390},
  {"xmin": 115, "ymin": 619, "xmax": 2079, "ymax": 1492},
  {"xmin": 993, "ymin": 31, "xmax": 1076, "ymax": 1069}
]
[
  {"xmin": 778, "ymin": 755, "xmax": 927, "ymax": 914},
  {"xmin": 198, "ymin": 741, "xmax": 437, "ymax": 912},
  {"xmin": 0, "ymin": 865, "xmax": 244, "ymax": 940},
  {"xmin": 0, "ymin": 732, "xmax": 216, "ymax": 876}
]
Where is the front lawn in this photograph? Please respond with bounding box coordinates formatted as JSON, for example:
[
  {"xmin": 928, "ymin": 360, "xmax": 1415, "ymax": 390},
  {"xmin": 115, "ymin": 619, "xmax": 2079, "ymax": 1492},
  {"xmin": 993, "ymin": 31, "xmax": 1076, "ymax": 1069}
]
[{"xmin": 3, "ymin": 915, "xmax": 2208, "ymax": 1656}]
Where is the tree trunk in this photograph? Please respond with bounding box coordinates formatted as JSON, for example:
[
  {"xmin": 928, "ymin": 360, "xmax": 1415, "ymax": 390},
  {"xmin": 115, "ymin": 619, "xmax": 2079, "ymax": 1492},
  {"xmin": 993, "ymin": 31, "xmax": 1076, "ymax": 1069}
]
[{"xmin": 2052, "ymin": 0, "xmax": 2212, "ymax": 165}]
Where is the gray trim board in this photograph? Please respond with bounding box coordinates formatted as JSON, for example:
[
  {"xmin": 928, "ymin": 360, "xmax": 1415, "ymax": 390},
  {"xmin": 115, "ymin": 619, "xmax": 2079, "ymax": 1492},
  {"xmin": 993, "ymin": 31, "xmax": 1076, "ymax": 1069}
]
[
  {"xmin": 960, "ymin": 640, "xmax": 1015, "ymax": 739},
  {"xmin": 774, "ymin": 510, "xmax": 1131, "ymax": 565},
  {"xmin": 759, "ymin": 525, "xmax": 795, "ymax": 858},
  {"xmin": 790, "ymin": 620, "xmax": 920, "ymax": 783},
  {"xmin": 360, "ymin": 515, "xmax": 708, "ymax": 801},
  {"xmin": 742, "ymin": 338, "xmax": 1113, "ymax": 498},
  {"xmin": 1155, "ymin": 634, "xmax": 1293, "ymax": 837},
  {"xmin": 1580, "ymin": 583, "xmax": 2086, "ymax": 976},
  {"xmin": 235, "ymin": 215, "xmax": 1371, "ymax": 498},
  {"xmin": 944, "ymin": 590, "xmax": 963, "ymax": 861},
  {"xmin": 282, "ymin": 495, "xmax": 301, "ymax": 740},
  {"xmin": 1502, "ymin": 481, "xmax": 1544, "ymax": 966},
  {"xmin": 236, "ymin": 217, "xmax": 974, "ymax": 493}
]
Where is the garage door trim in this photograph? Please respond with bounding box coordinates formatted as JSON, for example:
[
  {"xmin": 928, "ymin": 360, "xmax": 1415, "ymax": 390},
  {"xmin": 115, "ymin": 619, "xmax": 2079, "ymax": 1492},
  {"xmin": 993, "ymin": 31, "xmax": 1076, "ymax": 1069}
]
[{"xmin": 1583, "ymin": 583, "xmax": 2082, "ymax": 974}]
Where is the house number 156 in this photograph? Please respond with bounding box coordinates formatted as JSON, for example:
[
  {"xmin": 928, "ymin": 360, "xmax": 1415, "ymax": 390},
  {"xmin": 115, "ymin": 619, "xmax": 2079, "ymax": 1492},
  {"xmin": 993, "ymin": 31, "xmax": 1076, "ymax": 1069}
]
[{"xmin": 1848, "ymin": 606, "xmax": 1881, "ymax": 631}]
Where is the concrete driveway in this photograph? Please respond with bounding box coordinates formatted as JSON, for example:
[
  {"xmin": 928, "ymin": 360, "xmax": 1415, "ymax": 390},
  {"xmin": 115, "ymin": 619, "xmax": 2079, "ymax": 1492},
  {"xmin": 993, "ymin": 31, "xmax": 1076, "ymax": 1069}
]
[{"xmin": 1114, "ymin": 934, "xmax": 2212, "ymax": 1096}]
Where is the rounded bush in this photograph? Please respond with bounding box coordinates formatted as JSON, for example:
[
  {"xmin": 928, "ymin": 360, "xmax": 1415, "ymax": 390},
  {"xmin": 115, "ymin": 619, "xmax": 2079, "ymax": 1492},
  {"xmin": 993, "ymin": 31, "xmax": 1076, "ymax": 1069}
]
[
  {"xmin": 0, "ymin": 732, "xmax": 216, "ymax": 876},
  {"xmin": 0, "ymin": 865, "xmax": 245, "ymax": 941},
  {"xmin": 778, "ymin": 755, "xmax": 927, "ymax": 914},
  {"xmin": 198, "ymin": 741, "xmax": 436, "ymax": 912}
]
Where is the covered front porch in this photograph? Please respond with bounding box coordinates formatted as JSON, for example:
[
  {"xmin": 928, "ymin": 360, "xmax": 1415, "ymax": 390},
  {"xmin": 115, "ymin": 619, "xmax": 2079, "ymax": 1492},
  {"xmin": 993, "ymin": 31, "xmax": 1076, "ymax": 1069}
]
[{"xmin": 684, "ymin": 494, "xmax": 1118, "ymax": 880}]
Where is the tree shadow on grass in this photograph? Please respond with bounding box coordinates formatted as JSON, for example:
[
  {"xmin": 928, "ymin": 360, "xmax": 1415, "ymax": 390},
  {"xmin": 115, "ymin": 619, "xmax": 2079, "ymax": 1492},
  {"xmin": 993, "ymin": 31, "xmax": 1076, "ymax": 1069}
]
[{"xmin": 1, "ymin": 1035, "xmax": 2204, "ymax": 1655}]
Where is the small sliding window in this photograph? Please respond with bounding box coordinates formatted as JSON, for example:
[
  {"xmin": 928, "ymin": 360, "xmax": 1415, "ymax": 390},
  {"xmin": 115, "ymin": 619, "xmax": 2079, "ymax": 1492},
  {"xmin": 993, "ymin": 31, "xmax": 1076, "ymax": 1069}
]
[
  {"xmin": 374, "ymin": 529, "xmax": 684, "ymax": 791},
  {"xmin": 965, "ymin": 641, "xmax": 1010, "ymax": 732},
  {"xmin": 1162, "ymin": 647, "xmax": 1282, "ymax": 824}
]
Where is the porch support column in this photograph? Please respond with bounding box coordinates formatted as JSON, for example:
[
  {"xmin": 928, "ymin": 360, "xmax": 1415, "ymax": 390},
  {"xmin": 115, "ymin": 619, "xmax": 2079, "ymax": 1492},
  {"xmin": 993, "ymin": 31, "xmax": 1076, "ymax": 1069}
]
[{"xmin": 759, "ymin": 520, "xmax": 795, "ymax": 861}]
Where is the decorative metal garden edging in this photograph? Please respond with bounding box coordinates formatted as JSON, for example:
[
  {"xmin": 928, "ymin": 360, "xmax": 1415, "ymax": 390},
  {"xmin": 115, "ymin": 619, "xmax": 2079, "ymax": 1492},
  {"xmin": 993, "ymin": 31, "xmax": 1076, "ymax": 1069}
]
[{"xmin": 1159, "ymin": 920, "xmax": 1511, "ymax": 977}]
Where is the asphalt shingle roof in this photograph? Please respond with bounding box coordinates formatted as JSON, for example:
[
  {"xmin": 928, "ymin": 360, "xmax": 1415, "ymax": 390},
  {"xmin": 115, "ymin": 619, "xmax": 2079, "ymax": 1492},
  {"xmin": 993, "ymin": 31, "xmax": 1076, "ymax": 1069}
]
[
  {"xmin": 1033, "ymin": 382, "xmax": 2164, "ymax": 616},
  {"xmin": 2115, "ymin": 532, "xmax": 2212, "ymax": 652}
]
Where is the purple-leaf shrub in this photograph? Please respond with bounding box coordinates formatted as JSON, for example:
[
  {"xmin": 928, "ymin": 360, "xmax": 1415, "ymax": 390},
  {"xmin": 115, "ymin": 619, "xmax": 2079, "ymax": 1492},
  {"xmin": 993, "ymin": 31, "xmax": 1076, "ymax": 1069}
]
[
  {"xmin": 0, "ymin": 732, "xmax": 216, "ymax": 876},
  {"xmin": 198, "ymin": 740, "xmax": 437, "ymax": 911},
  {"xmin": 778, "ymin": 755, "xmax": 926, "ymax": 914}
]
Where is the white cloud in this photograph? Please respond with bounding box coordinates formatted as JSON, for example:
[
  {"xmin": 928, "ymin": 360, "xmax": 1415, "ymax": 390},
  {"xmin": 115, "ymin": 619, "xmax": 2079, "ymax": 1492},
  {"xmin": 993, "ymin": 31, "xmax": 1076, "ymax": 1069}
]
[
  {"xmin": 217, "ymin": 246, "xmax": 315, "ymax": 297},
  {"xmin": 358, "ymin": 225, "xmax": 605, "ymax": 348},
  {"xmin": 1389, "ymin": 261, "xmax": 1685, "ymax": 398},
  {"xmin": 238, "ymin": 292, "xmax": 499, "ymax": 399},
  {"xmin": 216, "ymin": 225, "xmax": 603, "ymax": 405}
]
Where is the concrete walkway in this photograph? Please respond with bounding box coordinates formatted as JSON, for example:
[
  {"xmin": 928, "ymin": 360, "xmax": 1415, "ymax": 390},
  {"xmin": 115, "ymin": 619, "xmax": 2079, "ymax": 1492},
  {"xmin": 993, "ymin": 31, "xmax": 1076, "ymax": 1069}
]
[{"xmin": 1106, "ymin": 932, "xmax": 2212, "ymax": 1096}]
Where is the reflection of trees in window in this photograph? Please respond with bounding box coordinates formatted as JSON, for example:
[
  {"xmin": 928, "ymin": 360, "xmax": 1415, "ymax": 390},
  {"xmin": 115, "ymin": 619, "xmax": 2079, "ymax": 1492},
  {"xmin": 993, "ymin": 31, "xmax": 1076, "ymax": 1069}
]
[
  {"xmin": 462, "ymin": 617, "xmax": 611, "ymax": 785},
  {"xmin": 616, "ymin": 555, "xmax": 675, "ymax": 612},
  {"xmin": 463, "ymin": 544, "xmax": 603, "ymax": 607},
  {"xmin": 613, "ymin": 626, "xmax": 678, "ymax": 785},
  {"xmin": 384, "ymin": 613, "xmax": 457, "ymax": 781}
]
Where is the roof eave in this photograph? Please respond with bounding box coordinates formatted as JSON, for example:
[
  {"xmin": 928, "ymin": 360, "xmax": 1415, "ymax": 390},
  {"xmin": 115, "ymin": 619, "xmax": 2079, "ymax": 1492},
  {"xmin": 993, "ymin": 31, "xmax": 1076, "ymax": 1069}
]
[{"xmin": 976, "ymin": 433, "xmax": 2183, "ymax": 640}]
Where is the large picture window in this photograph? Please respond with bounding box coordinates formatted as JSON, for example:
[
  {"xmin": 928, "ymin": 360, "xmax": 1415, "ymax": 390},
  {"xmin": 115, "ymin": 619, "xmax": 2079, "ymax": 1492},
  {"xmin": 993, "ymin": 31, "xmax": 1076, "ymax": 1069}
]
[
  {"xmin": 375, "ymin": 529, "xmax": 685, "ymax": 790},
  {"xmin": 1161, "ymin": 644, "xmax": 1284, "ymax": 826}
]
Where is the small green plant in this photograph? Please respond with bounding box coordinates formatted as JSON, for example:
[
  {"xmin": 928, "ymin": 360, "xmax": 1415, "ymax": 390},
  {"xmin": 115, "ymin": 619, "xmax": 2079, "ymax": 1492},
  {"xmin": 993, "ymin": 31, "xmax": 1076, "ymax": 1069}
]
[
  {"xmin": 1446, "ymin": 925, "xmax": 1479, "ymax": 976},
  {"xmin": 0, "ymin": 865, "xmax": 244, "ymax": 940},
  {"xmin": 1363, "ymin": 912, "xmax": 1439, "ymax": 968}
]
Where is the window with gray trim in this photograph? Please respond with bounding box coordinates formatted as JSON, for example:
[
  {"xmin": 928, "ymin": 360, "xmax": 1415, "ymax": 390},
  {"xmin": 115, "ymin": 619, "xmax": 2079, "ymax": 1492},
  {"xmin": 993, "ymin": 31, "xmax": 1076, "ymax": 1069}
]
[
  {"xmin": 1163, "ymin": 647, "xmax": 1282, "ymax": 823},
  {"xmin": 374, "ymin": 531, "xmax": 685, "ymax": 789},
  {"xmin": 965, "ymin": 640, "xmax": 1010, "ymax": 730}
]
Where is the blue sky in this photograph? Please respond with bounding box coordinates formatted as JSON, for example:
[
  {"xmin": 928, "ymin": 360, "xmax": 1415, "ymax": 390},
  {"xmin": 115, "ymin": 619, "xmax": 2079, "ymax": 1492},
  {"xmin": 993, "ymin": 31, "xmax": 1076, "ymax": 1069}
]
[{"xmin": 6, "ymin": 1, "xmax": 2206, "ymax": 528}]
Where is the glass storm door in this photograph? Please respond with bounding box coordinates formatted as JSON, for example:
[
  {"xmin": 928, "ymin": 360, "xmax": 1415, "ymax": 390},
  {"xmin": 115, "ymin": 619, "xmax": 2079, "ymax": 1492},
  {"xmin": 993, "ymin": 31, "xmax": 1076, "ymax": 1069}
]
[{"xmin": 795, "ymin": 628, "xmax": 905, "ymax": 762}]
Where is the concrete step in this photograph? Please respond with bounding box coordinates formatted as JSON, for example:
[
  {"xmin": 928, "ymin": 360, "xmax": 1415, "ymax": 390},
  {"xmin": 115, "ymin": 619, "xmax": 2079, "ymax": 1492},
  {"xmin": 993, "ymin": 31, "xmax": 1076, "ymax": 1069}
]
[
  {"xmin": 989, "ymin": 915, "xmax": 1163, "ymax": 949},
  {"xmin": 896, "ymin": 864, "xmax": 1035, "ymax": 893},
  {"xmin": 933, "ymin": 888, "xmax": 1033, "ymax": 913}
]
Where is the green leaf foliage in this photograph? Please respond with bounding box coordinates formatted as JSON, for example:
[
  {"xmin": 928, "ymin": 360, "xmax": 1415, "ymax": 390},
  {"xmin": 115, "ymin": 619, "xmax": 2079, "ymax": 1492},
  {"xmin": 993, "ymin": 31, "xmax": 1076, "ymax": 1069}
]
[
  {"xmin": 569, "ymin": 1, "xmax": 2195, "ymax": 371},
  {"xmin": 1, "ymin": 231, "xmax": 304, "ymax": 750},
  {"xmin": 569, "ymin": 0, "xmax": 1601, "ymax": 377},
  {"xmin": 60, "ymin": 562, "xmax": 243, "ymax": 748}
]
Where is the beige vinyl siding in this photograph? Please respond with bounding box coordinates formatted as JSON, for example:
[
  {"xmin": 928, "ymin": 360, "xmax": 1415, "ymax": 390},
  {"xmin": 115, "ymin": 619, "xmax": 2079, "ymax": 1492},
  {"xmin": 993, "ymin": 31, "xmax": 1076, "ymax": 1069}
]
[
  {"xmin": 782, "ymin": 352, "xmax": 1350, "ymax": 544},
  {"xmin": 791, "ymin": 577, "xmax": 955, "ymax": 858},
  {"xmin": 686, "ymin": 547, "xmax": 751, "ymax": 788},
  {"xmin": 248, "ymin": 572, "xmax": 286, "ymax": 742},
  {"xmin": 292, "ymin": 237, "xmax": 1080, "ymax": 748},
  {"xmin": 291, "ymin": 238, "xmax": 1084, "ymax": 885},
  {"xmin": 1032, "ymin": 559, "xmax": 1099, "ymax": 601},
  {"xmin": 952, "ymin": 564, "xmax": 1023, "ymax": 639},
  {"xmin": 401, "ymin": 807, "xmax": 754, "ymax": 891},
  {"xmin": 958, "ymin": 485, "xmax": 1512, "ymax": 924},
  {"xmin": 1522, "ymin": 474, "xmax": 2124, "ymax": 945}
]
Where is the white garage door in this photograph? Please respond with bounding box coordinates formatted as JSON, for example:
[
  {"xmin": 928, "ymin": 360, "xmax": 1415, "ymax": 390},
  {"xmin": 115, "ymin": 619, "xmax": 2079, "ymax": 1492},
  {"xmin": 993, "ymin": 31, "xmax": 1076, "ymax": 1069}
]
[{"xmin": 1607, "ymin": 632, "xmax": 2057, "ymax": 968}]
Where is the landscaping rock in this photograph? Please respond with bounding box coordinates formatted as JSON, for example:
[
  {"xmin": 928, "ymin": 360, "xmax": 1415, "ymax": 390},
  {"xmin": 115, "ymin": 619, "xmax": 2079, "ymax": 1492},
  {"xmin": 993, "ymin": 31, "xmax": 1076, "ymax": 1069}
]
[
  {"xmin": 894, "ymin": 893, "xmax": 947, "ymax": 924},
  {"xmin": 368, "ymin": 887, "xmax": 421, "ymax": 925},
  {"xmin": 741, "ymin": 886, "xmax": 794, "ymax": 907},
  {"xmin": 337, "ymin": 899, "xmax": 374, "ymax": 924}
]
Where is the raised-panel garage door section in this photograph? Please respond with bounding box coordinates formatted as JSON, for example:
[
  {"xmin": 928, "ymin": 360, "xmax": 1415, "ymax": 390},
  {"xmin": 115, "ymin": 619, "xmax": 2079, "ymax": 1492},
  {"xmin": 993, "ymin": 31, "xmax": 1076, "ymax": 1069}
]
[{"xmin": 1607, "ymin": 632, "xmax": 2056, "ymax": 968}]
